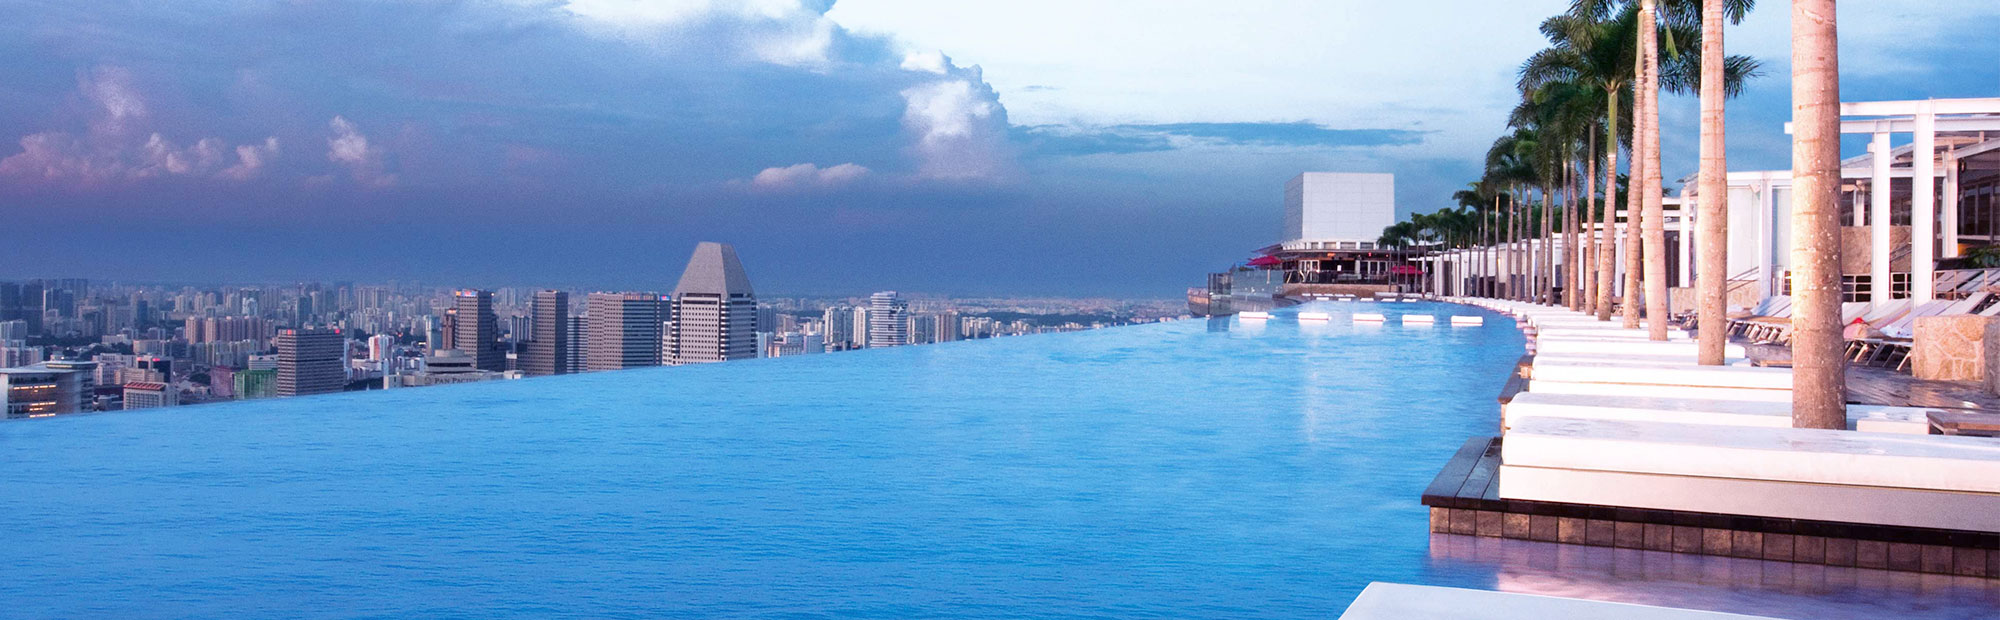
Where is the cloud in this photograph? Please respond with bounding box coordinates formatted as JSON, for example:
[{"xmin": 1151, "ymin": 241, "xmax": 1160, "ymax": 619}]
[
  {"xmin": 0, "ymin": 66, "xmax": 279, "ymax": 185},
  {"xmin": 1014, "ymin": 122, "xmax": 1426, "ymax": 157},
  {"xmin": 326, "ymin": 116, "xmax": 394, "ymax": 188},
  {"xmin": 220, "ymin": 138, "xmax": 281, "ymax": 181},
  {"xmin": 559, "ymin": 0, "xmax": 841, "ymax": 68},
  {"xmin": 745, "ymin": 162, "xmax": 869, "ymax": 190},
  {"xmin": 899, "ymin": 52, "xmax": 1013, "ymax": 181}
]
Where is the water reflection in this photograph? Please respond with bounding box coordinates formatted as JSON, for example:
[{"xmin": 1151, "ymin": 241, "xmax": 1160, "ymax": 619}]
[{"xmin": 1426, "ymin": 534, "xmax": 2000, "ymax": 619}]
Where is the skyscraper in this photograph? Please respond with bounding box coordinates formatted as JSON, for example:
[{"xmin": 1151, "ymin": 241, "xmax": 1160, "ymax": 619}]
[
  {"xmin": 453, "ymin": 290, "xmax": 504, "ymax": 371},
  {"xmin": 275, "ymin": 328, "xmax": 345, "ymax": 397},
  {"xmin": 586, "ymin": 292, "xmax": 662, "ymax": 371},
  {"xmin": 0, "ymin": 282, "xmax": 20, "ymax": 324},
  {"xmin": 850, "ymin": 304, "xmax": 870, "ymax": 349},
  {"xmin": 867, "ymin": 291, "xmax": 908, "ymax": 348},
  {"xmin": 564, "ymin": 314, "xmax": 586, "ymax": 372},
  {"xmin": 522, "ymin": 290, "xmax": 569, "ymax": 376},
  {"xmin": 821, "ymin": 306, "xmax": 853, "ymax": 351},
  {"xmin": 666, "ymin": 242, "xmax": 758, "ymax": 365},
  {"xmin": 936, "ymin": 310, "xmax": 961, "ymax": 342}
]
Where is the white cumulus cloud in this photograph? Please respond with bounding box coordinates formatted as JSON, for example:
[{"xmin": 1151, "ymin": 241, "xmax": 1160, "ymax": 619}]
[
  {"xmin": 0, "ymin": 66, "xmax": 280, "ymax": 185},
  {"xmin": 747, "ymin": 162, "xmax": 870, "ymax": 190},
  {"xmin": 898, "ymin": 54, "xmax": 1013, "ymax": 181},
  {"xmin": 559, "ymin": 0, "xmax": 838, "ymax": 68},
  {"xmin": 326, "ymin": 116, "xmax": 395, "ymax": 188}
]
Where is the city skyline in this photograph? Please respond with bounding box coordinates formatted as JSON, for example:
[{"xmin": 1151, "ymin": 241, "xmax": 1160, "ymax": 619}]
[{"xmin": 3, "ymin": 3, "xmax": 1994, "ymax": 296}]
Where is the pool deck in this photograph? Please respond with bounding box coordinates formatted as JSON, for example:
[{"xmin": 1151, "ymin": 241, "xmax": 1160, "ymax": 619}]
[{"xmin": 1423, "ymin": 297, "xmax": 2000, "ymax": 578}]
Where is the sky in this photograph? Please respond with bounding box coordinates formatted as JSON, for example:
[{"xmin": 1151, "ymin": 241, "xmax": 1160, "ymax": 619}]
[{"xmin": 0, "ymin": 1, "xmax": 1996, "ymax": 297}]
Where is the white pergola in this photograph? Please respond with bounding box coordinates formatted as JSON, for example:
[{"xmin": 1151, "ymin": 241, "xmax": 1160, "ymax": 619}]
[{"xmin": 1782, "ymin": 97, "xmax": 2000, "ymax": 303}]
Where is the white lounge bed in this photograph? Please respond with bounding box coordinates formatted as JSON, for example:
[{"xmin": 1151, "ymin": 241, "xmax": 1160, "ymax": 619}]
[
  {"xmin": 1503, "ymin": 391, "xmax": 1933, "ymax": 434},
  {"xmin": 1529, "ymin": 359, "xmax": 1792, "ymax": 390},
  {"xmin": 1499, "ymin": 417, "xmax": 2000, "ymax": 531}
]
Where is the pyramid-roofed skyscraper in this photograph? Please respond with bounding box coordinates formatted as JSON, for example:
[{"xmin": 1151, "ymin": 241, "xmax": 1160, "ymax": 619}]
[{"xmin": 667, "ymin": 242, "xmax": 758, "ymax": 364}]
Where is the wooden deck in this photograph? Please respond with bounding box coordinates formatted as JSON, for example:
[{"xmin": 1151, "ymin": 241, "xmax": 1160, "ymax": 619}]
[{"xmin": 1846, "ymin": 366, "xmax": 2000, "ymax": 411}]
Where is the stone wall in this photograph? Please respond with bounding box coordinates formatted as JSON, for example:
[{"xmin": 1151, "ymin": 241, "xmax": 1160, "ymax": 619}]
[
  {"xmin": 1913, "ymin": 315, "xmax": 1997, "ymax": 381},
  {"xmin": 1840, "ymin": 225, "xmax": 1912, "ymax": 275},
  {"xmin": 1669, "ymin": 280, "xmax": 1766, "ymax": 313}
]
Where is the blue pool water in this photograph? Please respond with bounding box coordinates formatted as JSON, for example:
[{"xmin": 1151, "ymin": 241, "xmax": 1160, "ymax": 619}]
[{"xmin": 3, "ymin": 302, "xmax": 1996, "ymax": 619}]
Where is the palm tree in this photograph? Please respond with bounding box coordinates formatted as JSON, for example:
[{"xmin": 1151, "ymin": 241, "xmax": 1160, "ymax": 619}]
[
  {"xmin": 1512, "ymin": 81, "xmax": 1600, "ymax": 308},
  {"xmin": 1487, "ymin": 130, "xmax": 1539, "ymax": 300},
  {"xmin": 1524, "ymin": 7, "xmax": 1637, "ymax": 320},
  {"xmin": 1682, "ymin": 0, "xmax": 1756, "ymax": 363},
  {"xmin": 1535, "ymin": 2, "xmax": 1759, "ymax": 325},
  {"xmin": 1635, "ymin": 0, "xmax": 1667, "ymax": 338},
  {"xmin": 1453, "ymin": 183, "xmax": 1504, "ymax": 296},
  {"xmin": 1790, "ymin": 0, "xmax": 1843, "ymax": 429}
]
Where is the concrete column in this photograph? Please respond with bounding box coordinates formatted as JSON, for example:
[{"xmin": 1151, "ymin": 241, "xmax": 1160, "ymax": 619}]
[
  {"xmin": 1945, "ymin": 148, "xmax": 1961, "ymax": 257},
  {"xmin": 1678, "ymin": 202, "xmax": 1692, "ymax": 288},
  {"xmin": 1914, "ymin": 106, "xmax": 1936, "ymax": 302},
  {"xmin": 1871, "ymin": 132, "xmax": 1892, "ymax": 303},
  {"xmin": 1851, "ymin": 184, "xmax": 1864, "ymax": 227},
  {"xmin": 1756, "ymin": 181, "xmax": 1773, "ymax": 297}
]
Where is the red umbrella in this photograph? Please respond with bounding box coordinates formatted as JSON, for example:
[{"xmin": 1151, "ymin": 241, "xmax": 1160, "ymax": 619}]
[{"xmin": 1246, "ymin": 256, "xmax": 1282, "ymax": 267}]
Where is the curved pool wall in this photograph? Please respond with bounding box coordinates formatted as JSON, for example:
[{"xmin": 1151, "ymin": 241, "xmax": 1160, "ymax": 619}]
[{"xmin": 1, "ymin": 301, "xmax": 1994, "ymax": 619}]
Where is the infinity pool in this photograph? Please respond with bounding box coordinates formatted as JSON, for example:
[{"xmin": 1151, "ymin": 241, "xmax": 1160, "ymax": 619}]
[{"xmin": 3, "ymin": 302, "xmax": 1996, "ymax": 618}]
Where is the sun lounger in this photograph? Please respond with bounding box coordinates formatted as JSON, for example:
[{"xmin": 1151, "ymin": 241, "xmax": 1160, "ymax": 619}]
[
  {"xmin": 1503, "ymin": 391, "xmax": 1933, "ymax": 434},
  {"xmin": 1498, "ymin": 416, "xmax": 2000, "ymax": 532}
]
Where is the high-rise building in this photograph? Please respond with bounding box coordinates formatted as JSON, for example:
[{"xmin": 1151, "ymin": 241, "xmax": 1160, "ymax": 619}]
[
  {"xmin": 0, "ymin": 282, "xmax": 20, "ymax": 324},
  {"xmin": 136, "ymin": 356, "xmax": 172, "ymax": 381},
  {"xmin": 367, "ymin": 334, "xmax": 395, "ymax": 361},
  {"xmin": 453, "ymin": 290, "xmax": 504, "ymax": 371},
  {"xmin": 1, "ymin": 360, "xmax": 94, "ymax": 417},
  {"xmin": 936, "ymin": 311, "xmax": 962, "ymax": 342},
  {"xmin": 908, "ymin": 313, "xmax": 938, "ymax": 345},
  {"xmin": 16, "ymin": 281, "xmax": 42, "ymax": 334},
  {"xmin": 1, "ymin": 341, "xmax": 43, "ymax": 367},
  {"xmin": 275, "ymin": 328, "xmax": 345, "ymax": 397},
  {"xmin": 586, "ymin": 293, "xmax": 662, "ymax": 371},
  {"xmin": 122, "ymin": 382, "xmax": 178, "ymax": 409},
  {"xmin": 439, "ymin": 309, "xmax": 458, "ymax": 351},
  {"xmin": 234, "ymin": 369, "xmax": 277, "ymax": 399},
  {"xmin": 821, "ymin": 306, "xmax": 853, "ymax": 351},
  {"xmin": 564, "ymin": 314, "xmax": 586, "ymax": 373},
  {"xmin": 867, "ymin": 291, "xmax": 908, "ymax": 348},
  {"xmin": 755, "ymin": 304, "xmax": 777, "ymax": 335},
  {"xmin": 666, "ymin": 242, "xmax": 758, "ymax": 365},
  {"xmin": 522, "ymin": 290, "xmax": 569, "ymax": 376}
]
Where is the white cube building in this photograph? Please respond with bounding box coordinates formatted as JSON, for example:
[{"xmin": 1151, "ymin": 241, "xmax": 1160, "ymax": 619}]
[{"xmin": 1282, "ymin": 172, "xmax": 1397, "ymax": 250}]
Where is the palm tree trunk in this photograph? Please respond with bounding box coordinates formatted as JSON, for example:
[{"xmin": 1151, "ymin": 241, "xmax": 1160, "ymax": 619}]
[
  {"xmin": 1791, "ymin": 0, "xmax": 1845, "ymax": 429},
  {"xmin": 1640, "ymin": 0, "xmax": 1670, "ymax": 341},
  {"xmin": 1696, "ymin": 0, "xmax": 1730, "ymax": 364},
  {"xmin": 1543, "ymin": 184, "xmax": 1554, "ymax": 304},
  {"xmin": 1504, "ymin": 194, "xmax": 1512, "ymax": 300},
  {"xmin": 1598, "ymin": 91, "xmax": 1621, "ymax": 322},
  {"xmin": 1566, "ymin": 163, "xmax": 1579, "ymax": 310},
  {"xmin": 1518, "ymin": 190, "xmax": 1528, "ymax": 302},
  {"xmin": 1585, "ymin": 129, "xmax": 1599, "ymax": 315},
  {"xmin": 1622, "ymin": 19, "xmax": 1647, "ymax": 331}
]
